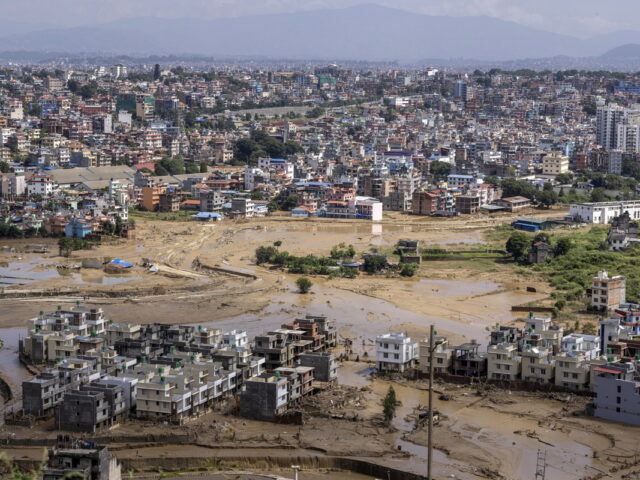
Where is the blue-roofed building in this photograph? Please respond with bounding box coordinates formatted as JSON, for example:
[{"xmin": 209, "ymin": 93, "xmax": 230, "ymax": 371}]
[
  {"xmin": 258, "ymin": 157, "xmax": 294, "ymax": 180},
  {"xmin": 511, "ymin": 218, "xmax": 554, "ymax": 232},
  {"xmin": 65, "ymin": 218, "xmax": 93, "ymax": 238},
  {"xmin": 192, "ymin": 212, "xmax": 224, "ymax": 221}
]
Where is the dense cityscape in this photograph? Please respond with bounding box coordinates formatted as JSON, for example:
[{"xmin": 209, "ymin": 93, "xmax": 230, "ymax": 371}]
[{"xmin": 3, "ymin": 2, "xmax": 640, "ymax": 480}]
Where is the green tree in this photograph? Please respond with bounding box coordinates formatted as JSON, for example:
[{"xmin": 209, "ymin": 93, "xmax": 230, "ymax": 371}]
[
  {"xmin": 79, "ymin": 81, "xmax": 99, "ymax": 100},
  {"xmin": 296, "ymin": 277, "xmax": 313, "ymax": 294},
  {"xmin": 255, "ymin": 246, "xmax": 278, "ymax": 265},
  {"xmin": 364, "ymin": 254, "xmax": 388, "ymax": 274},
  {"xmin": 500, "ymin": 178, "xmax": 537, "ymax": 199},
  {"xmin": 554, "ymin": 237, "xmax": 573, "ymax": 256},
  {"xmin": 330, "ymin": 243, "xmax": 356, "ymax": 260},
  {"xmin": 555, "ymin": 173, "xmax": 574, "ymax": 185},
  {"xmin": 67, "ymin": 79, "xmax": 79, "ymax": 94},
  {"xmin": 538, "ymin": 190, "xmax": 558, "ymax": 208},
  {"xmin": 267, "ymin": 200, "xmax": 278, "ymax": 213},
  {"xmin": 590, "ymin": 187, "xmax": 607, "ymax": 203},
  {"xmin": 305, "ymin": 106, "xmax": 325, "ymax": 119},
  {"xmin": 114, "ymin": 216, "xmax": 123, "ymax": 236},
  {"xmin": 0, "ymin": 161, "xmax": 11, "ymax": 173},
  {"xmin": 154, "ymin": 163, "xmax": 169, "ymax": 176},
  {"xmin": 399, "ymin": 263, "xmax": 419, "ymax": 277},
  {"xmin": 234, "ymin": 138, "xmax": 260, "ymax": 163},
  {"xmin": 483, "ymin": 175, "xmax": 499, "ymax": 186},
  {"xmin": 533, "ymin": 232, "xmax": 551, "ymax": 244},
  {"xmin": 382, "ymin": 386, "xmax": 397, "ymax": 426},
  {"xmin": 430, "ymin": 160, "xmax": 452, "ymax": 180},
  {"xmin": 155, "ymin": 156, "xmax": 186, "ymax": 175},
  {"xmin": 101, "ymin": 220, "xmax": 115, "ymax": 236},
  {"xmin": 153, "ymin": 63, "xmax": 161, "ymax": 81},
  {"xmin": 200, "ymin": 161, "xmax": 208, "ymax": 173},
  {"xmin": 58, "ymin": 237, "xmax": 73, "ymax": 257},
  {"xmin": 284, "ymin": 140, "xmax": 304, "ymax": 156},
  {"xmin": 506, "ymin": 231, "xmax": 530, "ymax": 262},
  {"xmin": 281, "ymin": 193, "xmax": 299, "ymax": 211}
]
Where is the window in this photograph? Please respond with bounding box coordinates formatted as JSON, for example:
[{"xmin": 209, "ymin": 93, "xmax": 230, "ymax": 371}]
[
  {"xmin": 394, "ymin": 354, "xmax": 399, "ymax": 360},
  {"xmin": 395, "ymin": 345, "xmax": 400, "ymax": 350},
  {"xmin": 530, "ymin": 367, "xmax": 535, "ymax": 374},
  {"xmin": 617, "ymin": 386, "xmax": 622, "ymax": 393},
  {"xmin": 383, "ymin": 353, "xmax": 388, "ymax": 359},
  {"xmin": 437, "ymin": 358, "xmax": 443, "ymax": 364},
  {"xmin": 617, "ymin": 397, "xmax": 621, "ymax": 404}
]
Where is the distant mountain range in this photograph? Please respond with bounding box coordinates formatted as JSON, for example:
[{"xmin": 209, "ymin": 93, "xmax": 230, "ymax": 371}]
[{"xmin": 1, "ymin": 4, "xmax": 640, "ymax": 62}]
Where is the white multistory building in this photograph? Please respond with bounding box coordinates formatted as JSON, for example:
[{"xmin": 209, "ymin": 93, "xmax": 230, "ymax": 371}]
[
  {"xmin": 597, "ymin": 104, "xmax": 627, "ymax": 150},
  {"xmin": 561, "ymin": 333, "xmax": 601, "ymax": 361},
  {"xmin": 570, "ymin": 200, "xmax": 640, "ymax": 224},
  {"xmin": 376, "ymin": 332, "xmax": 418, "ymax": 373}
]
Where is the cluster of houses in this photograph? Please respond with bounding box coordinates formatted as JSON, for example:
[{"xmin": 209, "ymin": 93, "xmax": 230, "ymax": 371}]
[
  {"xmin": 18, "ymin": 304, "xmax": 338, "ymax": 431},
  {"xmin": 0, "ymin": 182, "xmax": 132, "ymax": 239},
  {"xmin": 376, "ymin": 283, "xmax": 640, "ymax": 426}
]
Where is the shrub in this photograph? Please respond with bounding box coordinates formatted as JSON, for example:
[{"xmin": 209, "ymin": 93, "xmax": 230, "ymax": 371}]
[
  {"xmin": 554, "ymin": 299, "xmax": 566, "ymax": 311},
  {"xmin": 364, "ymin": 254, "xmax": 388, "ymax": 274},
  {"xmin": 296, "ymin": 277, "xmax": 313, "ymax": 294},
  {"xmin": 399, "ymin": 263, "xmax": 419, "ymax": 277},
  {"xmin": 255, "ymin": 246, "xmax": 278, "ymax": 265}
]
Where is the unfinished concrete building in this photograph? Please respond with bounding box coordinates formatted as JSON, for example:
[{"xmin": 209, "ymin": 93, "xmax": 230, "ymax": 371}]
[
  {"xmin": 239, "ymin": 372, "xmax": 289, "ymax": 420},
  {"xmin": 298, "ymin": 352, "xmax": 337, "ymax": 382}
]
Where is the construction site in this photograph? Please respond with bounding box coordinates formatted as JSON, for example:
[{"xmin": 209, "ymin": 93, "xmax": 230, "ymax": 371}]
[{"xmin": 0, "ymin": 210, "xmax": 639, "ymax": 480}]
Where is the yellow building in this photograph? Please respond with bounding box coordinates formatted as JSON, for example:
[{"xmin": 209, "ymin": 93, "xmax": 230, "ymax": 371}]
[
  {"xmin": 542, "ymin": 152, "xmax": 569, "ymax": 175},
  {"xmin": 141, "ymin": 186, "xmax": 164, "ymax": 211}
]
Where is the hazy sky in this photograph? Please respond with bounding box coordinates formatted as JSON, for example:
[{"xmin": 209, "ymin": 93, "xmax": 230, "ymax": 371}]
[{"xmin": 1, "ymin": 0, "xmax": 638, "ymax": 37}]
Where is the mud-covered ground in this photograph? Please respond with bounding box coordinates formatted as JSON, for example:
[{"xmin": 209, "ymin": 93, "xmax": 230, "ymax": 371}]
[{"xmin": 5, "ymin": 209, "xmax": 635, "ymax": 480}]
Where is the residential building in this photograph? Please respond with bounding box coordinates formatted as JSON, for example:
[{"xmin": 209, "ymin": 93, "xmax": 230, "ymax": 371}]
[
  {"xmin": 553, "ymin": 352, "xmax": 590, "ymax": 390},
  {"xmin": 27, "ymin": 174, "xmax": 56, "ymax": 196},
  {"xmin": 376, "ymin": 332, "xmax": 418, "ymax": 373},
  {"xmin": 569, "ymin": 200, "xmax": 640, "ymax": 224},
  {"xmin": 230, "ymin": 197, "xmax": 255, "ymax": 217},
  {"xmin": 239, "ymin": 373, "xmax": 289, "ymax": 420},
  {"xmin": 298, "ymin": 353, "xmax": 337, "ymax": 382},
  {"xmin": 492, "ymin": 196, "xmax": 531, "ymax": 212},
  {"xmin": 591, "ymin": 270, "xmax": 626, "ymax": 312},
  {"xmin": 593, "ymin": 362, "xmax": 640, "ymax": 426},
  {"xmin": 412, "ymin": 191, "xmax": 438, "ymax": 216},
  {"xmin": 487, "ymin": 343, "xmax": 521, "ymax": 381},
  {"xmin": 56, "ymin": 382, "xmax": 126, "ymax": 433},
  {"xmin": 44, "ymin": 439, "xmax": 121, "ymax": 480},
  {"xmin": 455, "ymin": 195, "xmax": 480, "ymax": 214},
  {"xmin": 521, "ymin": 346, "xmax": 555, "ymax": 384},
  {"xmin": 452, "ymin": 341, "xmax": 486, "ymax": 377},
  {"xmin": 561, "ymin": 333, "xmax": 601, "ymax": 360},
  {"xmin": 419, "ymin": 337, "xmax": 453, "ymax": 374},
  {"xmin": 597, "ymin": 104, "xmax": 626, "ymax": 151},
  {"xmin": 542, "ymin": 153, "xmax": 569, "ymax": 175}
]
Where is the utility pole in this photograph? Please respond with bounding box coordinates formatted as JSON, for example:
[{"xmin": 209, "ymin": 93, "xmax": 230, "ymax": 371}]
[{"xmin": 428, "ymin": 324, "xmax": 434, "ymax": 480}]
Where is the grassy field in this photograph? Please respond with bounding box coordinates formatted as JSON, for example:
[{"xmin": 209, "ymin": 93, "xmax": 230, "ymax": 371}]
[{"xmin": 130, "ymin": 210, "xmax": 195, "ymax": 222}]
